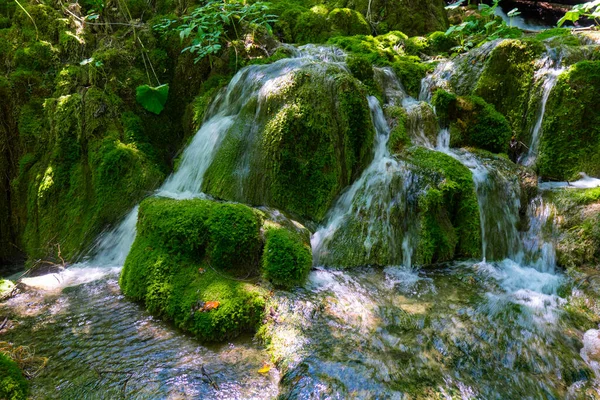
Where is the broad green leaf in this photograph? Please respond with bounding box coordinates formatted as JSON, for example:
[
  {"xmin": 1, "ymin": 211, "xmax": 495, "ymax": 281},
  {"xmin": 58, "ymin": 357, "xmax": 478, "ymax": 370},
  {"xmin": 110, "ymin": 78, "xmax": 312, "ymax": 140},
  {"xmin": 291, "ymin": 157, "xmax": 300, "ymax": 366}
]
[{"xmin": 136, "ymin": 84, "xmax": 169, "ymax": 115}]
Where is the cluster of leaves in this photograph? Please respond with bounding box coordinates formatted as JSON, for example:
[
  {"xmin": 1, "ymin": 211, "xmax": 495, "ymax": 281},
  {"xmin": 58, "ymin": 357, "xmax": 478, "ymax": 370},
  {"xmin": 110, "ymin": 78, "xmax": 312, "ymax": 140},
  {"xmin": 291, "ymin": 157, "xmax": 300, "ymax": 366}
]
[
  {"xmin": 444, "ymin": 0, "xmax": 522, "ymax": 53},
  {"xmin": 154, "ymin": 1, "xmax": 277, "ymax": 64},
  {"xmin": 558, "ymin": 0, "xmax": 600, "ymax": 27}
]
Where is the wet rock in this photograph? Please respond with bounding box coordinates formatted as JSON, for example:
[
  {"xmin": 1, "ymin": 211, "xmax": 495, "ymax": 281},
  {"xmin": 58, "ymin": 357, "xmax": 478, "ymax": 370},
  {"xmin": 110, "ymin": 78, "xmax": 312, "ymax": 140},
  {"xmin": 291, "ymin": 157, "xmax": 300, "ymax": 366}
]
[{"xmin": 581, "ymin": 329, "xmax": 600, "ymax": 362}]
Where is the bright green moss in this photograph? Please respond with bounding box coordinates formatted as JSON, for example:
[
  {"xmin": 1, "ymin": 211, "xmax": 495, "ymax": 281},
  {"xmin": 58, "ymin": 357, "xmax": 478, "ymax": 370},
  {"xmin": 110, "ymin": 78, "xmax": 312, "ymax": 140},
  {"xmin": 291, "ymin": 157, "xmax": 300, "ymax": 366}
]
[
  {"xmin": 407, "ymin": 147, "xmax": 481, "ymax": 264},
  {"xmin": 391, "ymin": 57, "xmax": 432, "ymax": 98},
  {"xmin": 435, "ymin": 92, "xmax": 512, "ymax": 154},
  {"xmin": 121, "ymin": 197, "xmax": 313, "ymax": 340},
  {"xmin": 0, "ymin": 353, "xmax": 28, "ymax": 400},
  {"xmin": 121, "ymin": 234, "xmax": 267, "ymax": 342},
  {"xmin": 262, "ymin": 227, "xmax": 312, "ymax": 288},
  {"xmin": 538, "ymin": 61, "xmax": 600, "ymax": 180},
  {"xmin": 329, "ymin": 8, "xmax": 370, "ymax": 37},
  {"xmin": 385, "ymin": 105, "xmax": 410, "ymax": 153},
  {"xmin": 295, "ymin": 7, "xmax": 332, "ymax": 44},
  {"xmin": 536, "ymin": 28, "xmax": 573, "ymax": 42},
  {"xmin": 207, "ymin": 203, "xmax": 263, "ymax": 275},
  {"xmin": 13, "ymin": 41, "xmax": 58, "ymax": 71},
  {"xmin": 475, "ymin": 39, "xmax": 543, "ymax": 139},
  {"xmin": 428, "ymin": 31, "xmax": 456, "ymax": 54}
]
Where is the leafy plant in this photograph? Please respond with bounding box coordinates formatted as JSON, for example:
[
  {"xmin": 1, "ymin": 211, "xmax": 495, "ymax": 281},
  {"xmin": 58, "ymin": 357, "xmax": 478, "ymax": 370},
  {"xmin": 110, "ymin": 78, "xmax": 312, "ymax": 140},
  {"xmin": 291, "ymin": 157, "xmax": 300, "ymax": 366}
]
[
  {"xmin": 136, "ymin": 84, "xmax": 169, "ymax": 115},
  {"xmin": 444, "ymin": 0, "xmax": 523, "ymax": 54},
  {"xmin": 154, "ymin": 1, "xmax": 277, "ymax": 64},
  {"xmin": 558, "ymin": 0, "xmax": 600, "ymax": 27}
]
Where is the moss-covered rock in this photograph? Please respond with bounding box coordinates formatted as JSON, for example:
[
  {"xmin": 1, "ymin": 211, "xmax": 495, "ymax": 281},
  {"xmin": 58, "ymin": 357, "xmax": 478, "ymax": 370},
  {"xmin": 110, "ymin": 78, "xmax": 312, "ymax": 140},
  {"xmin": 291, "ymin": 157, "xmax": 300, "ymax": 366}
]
[
  {"xmin": 262, "ymin": 227, "xmax": 312, "ymax": 288},
  {"xmin": 433, "ymin": 90, "xmax": 512, "ymax": 153},
  {"xmin": 315, "ymin": 147, "xmax": 480, "ymax": 267},
  {"xmin": 407, "ymin": 147, "xmax": 481, "ymax": 264},
  {"xmin": 545, "ymin": 187, "xmax": 600, "ymax": 270},
  {"xmin": 474, "ymin": 39, "xmax": 543, "ymax": 139},
  {"xmin": 202, "ymin": 62, "xmax": 374, "ymax": 222},
  {"xmin": 0, "ymin": 353, "xmax": 29, "ymax": 400},
  {"xmin": 120, "ymin": 197, "xmax": 313, "ymax": 340},
  {"xmin": 538, "ymin": 61, "xmax": 600, "ymax": 181}
]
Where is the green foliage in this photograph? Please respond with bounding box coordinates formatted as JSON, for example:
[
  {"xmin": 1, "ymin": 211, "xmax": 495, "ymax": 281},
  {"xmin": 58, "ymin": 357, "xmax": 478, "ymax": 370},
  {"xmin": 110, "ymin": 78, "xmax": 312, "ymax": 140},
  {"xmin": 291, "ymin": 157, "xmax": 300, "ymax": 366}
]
[
  {"xmin": 155, "ymin": 1, "xmax": 276, "ymax": 63},
  {"xmin": 538, "ymin": 61, "xmax": 600, "ymax": 180},
  {"xmin": 0, "ymin": 353, "xmax": 29, "ymax": 400},
  {"xmin": 136, "ymin": 84, "xmax": 170, "ymax": 115},
  {"xmin": 443, "ymin": 1, "xmax": 524, "ymax": 54},
  {"xmin": 536, "ymin": 28, "xmax": 572, "ymax": 41},
  {"xmin": 262, "ymin": 227, "xmax": 312, "ymax": 288},
  {"xmin": 558, "ymin": 1, "xmax": 600, "ymax": 27}
]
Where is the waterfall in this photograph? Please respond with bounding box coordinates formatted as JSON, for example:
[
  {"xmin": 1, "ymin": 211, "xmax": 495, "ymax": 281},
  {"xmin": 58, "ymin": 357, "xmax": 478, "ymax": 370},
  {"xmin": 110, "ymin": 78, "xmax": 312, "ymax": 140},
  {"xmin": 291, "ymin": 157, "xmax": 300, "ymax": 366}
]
[
  {"xmin": 311, "ymin": 96, "xmax": 412, "ymax": 267},
  {"xmin": 87, "ymin": 47, "xmax": 349, "ymax": 267},
  {"xmin": 520, "ymin": 51, "xmax": 566, "ymax": 167}
]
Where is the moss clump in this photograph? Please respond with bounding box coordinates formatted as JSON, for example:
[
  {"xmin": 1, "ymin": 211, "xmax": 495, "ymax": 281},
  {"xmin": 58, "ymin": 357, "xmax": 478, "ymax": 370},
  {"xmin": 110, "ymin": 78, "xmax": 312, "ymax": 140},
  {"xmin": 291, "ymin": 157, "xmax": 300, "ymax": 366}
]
[
  {"xmin": 538, "ymin": 61, "xmax": 600, "ymax": 180},
  {"xmin": 328, "ymin": 8, "xmax": 370, "ymax": 37},
  {"xmin": 120, "ymin": 197, "xmax": 267, "ymax": 341},
  {"xmin": 474, "ymin": 39, "xmax": 543, "ymax": 139},
  {"xmin": 0, "ymin": 353, "xmax": 29, "ymax": 400},
  {"xmin": 433, "ymin": 91, "xmax": 512, "ymax": 153},
  {"xmin": 208, "ymin": 203, "xmax": 262, "ymax": 274},
  {"xmin": 407, "ymin": 147, "xmax": 481, "ymax": 264},
  {"xmin": 121, "ymin": 197, "xmax": 313, "ymax": 340},
  {"xmin": 325, "ymin": 0, "xmax": 448, "ymax": 36},
  {"xmin": 262, "ymin": 227, "xmax": 312, "ymax": 289},
  {"xmin": 385, "ymin": 106, "xmax": 410, "ymax": 154},
  {"xmin": 392, "ymin": 57, "xmax": 432, "ymax": 98}
]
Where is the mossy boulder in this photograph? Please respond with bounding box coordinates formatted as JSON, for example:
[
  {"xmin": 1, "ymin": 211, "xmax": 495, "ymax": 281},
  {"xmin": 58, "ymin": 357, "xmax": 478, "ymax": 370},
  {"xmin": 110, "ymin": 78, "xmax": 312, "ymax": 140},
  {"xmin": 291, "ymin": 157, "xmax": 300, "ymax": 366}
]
[
  {"xmin": 538, "ymin": 61, "xmax": 600, "ymax": 180},
  {"xmin": 120, "ymin": 197, "xmax": 312, "ymax": 341},
  {"xmin": 545, "ymin": 187, "xmax": 600, "ymax": 270},
  {"xmin": 0, "ymin": 353, "xmax": 29, "ymax": 400},
  {"xmin": 433, "ymin": 90, "xmax": 512, "ymax": 153},
  {"xmin": 315, "ymin": 147, "xmax": 480, "ymax": 267},
  {"xmin": 202, "ymin": 63, "xmax": 374, "ymax": 222},
  {"xmin": 474, "ymin": 39, "xmax": 543, "ymax": 139}
]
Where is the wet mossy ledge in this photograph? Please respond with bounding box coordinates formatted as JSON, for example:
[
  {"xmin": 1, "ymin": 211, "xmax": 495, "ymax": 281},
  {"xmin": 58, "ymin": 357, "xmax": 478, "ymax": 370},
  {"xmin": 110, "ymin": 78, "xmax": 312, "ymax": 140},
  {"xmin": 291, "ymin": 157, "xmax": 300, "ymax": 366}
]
[{"xmin": 119, "ymin": 197, "xmax": 312, "ymax": 341}]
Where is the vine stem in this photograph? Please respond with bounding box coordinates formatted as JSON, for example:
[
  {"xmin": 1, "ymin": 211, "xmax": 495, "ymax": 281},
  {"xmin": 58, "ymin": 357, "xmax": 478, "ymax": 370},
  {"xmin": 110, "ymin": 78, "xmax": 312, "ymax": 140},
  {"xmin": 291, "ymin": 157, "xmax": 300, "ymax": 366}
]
[{"xmin": 13, "ymin": 0, "xmax": 38, "ymax": 39}]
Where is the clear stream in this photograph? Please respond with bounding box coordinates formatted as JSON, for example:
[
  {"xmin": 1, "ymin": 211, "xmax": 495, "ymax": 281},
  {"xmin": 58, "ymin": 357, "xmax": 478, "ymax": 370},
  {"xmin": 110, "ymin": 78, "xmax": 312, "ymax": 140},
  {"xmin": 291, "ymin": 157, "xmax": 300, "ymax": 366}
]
[{"xmin": 2, "ymin": 44, "xmax": 600, "ymax": 399}]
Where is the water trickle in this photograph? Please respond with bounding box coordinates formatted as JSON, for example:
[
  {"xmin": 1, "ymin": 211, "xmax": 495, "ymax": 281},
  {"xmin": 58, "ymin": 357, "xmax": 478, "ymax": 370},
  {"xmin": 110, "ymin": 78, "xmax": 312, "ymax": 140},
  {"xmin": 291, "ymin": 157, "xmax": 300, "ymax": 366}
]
[
  {"xmin": 311, "ymin": 96, "xmax": 412, "ymax": 267},
  {"xmin": 520, "ymin": 51, "xmax": 566, "ymax": 167}
]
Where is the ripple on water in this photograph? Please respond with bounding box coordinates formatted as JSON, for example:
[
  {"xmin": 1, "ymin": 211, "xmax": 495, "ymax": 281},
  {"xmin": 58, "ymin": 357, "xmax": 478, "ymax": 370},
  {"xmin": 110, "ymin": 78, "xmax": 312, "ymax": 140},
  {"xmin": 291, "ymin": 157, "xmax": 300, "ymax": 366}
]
[{"xmin": 0, "ymin": 269, "xmax": 279, "ymax": 399}]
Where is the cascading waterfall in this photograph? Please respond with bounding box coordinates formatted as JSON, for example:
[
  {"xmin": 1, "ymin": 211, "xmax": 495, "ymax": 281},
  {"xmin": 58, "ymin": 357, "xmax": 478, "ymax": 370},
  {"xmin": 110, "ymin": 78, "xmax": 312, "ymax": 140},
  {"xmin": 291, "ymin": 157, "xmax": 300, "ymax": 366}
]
[{"xmin": 89, "ymin": 46, "xmax": 349, "ymax": 267}]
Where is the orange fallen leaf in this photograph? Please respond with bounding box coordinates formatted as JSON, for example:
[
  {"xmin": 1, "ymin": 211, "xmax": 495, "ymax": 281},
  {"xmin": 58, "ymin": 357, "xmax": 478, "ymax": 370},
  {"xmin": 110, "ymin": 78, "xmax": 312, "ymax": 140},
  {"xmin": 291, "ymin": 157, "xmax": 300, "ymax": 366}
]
[
  {"xmin": 200, "ymin": 301, "xmax": 220, "ymax": 312},
  {"xmin": 198, "ymin": 268, "xmax": 206, "ymax": 274},
  {"xmin": 258, "ymin": 362, "xmax": 271, "ymax": 374}
]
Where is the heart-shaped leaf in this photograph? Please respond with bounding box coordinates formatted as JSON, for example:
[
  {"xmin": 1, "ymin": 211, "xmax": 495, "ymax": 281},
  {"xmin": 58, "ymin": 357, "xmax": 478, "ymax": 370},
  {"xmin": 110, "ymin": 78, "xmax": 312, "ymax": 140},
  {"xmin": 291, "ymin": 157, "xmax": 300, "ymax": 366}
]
[{"xmin": 136, "ymin": 84, "xmax": 169, "ymax": 115}]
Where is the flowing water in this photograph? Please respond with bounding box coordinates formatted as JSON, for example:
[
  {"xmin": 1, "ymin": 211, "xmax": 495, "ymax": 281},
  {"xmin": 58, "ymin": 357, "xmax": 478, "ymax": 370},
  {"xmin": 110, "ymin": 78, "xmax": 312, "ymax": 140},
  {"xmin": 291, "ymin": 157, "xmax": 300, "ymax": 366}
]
[
  {"xmin": 520, "ymin": 50, "xmax": 566, "ymax": 167},
  {"xmin": 2, "ymin": 45, "xmax": 599, "ymax": 399}
]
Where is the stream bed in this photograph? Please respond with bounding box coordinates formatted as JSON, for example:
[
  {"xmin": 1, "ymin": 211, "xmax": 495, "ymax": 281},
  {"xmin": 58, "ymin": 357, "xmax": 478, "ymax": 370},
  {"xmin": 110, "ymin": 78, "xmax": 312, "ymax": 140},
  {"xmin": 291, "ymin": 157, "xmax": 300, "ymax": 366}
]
[{"xmin": 0, "ymin": 267, "xmax": 279, "ymax": 399}]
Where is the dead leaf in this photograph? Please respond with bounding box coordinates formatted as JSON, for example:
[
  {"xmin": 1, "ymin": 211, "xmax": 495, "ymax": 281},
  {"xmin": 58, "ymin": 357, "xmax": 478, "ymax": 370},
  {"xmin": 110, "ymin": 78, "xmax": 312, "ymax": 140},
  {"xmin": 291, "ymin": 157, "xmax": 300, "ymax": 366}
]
[
  {"xmin": 258, "ymin": 362, "xmax": 271, "ymax": 374},
  {"xmin": 200, "ymin": 301, "xmax": 220, "ymax": 312}
]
